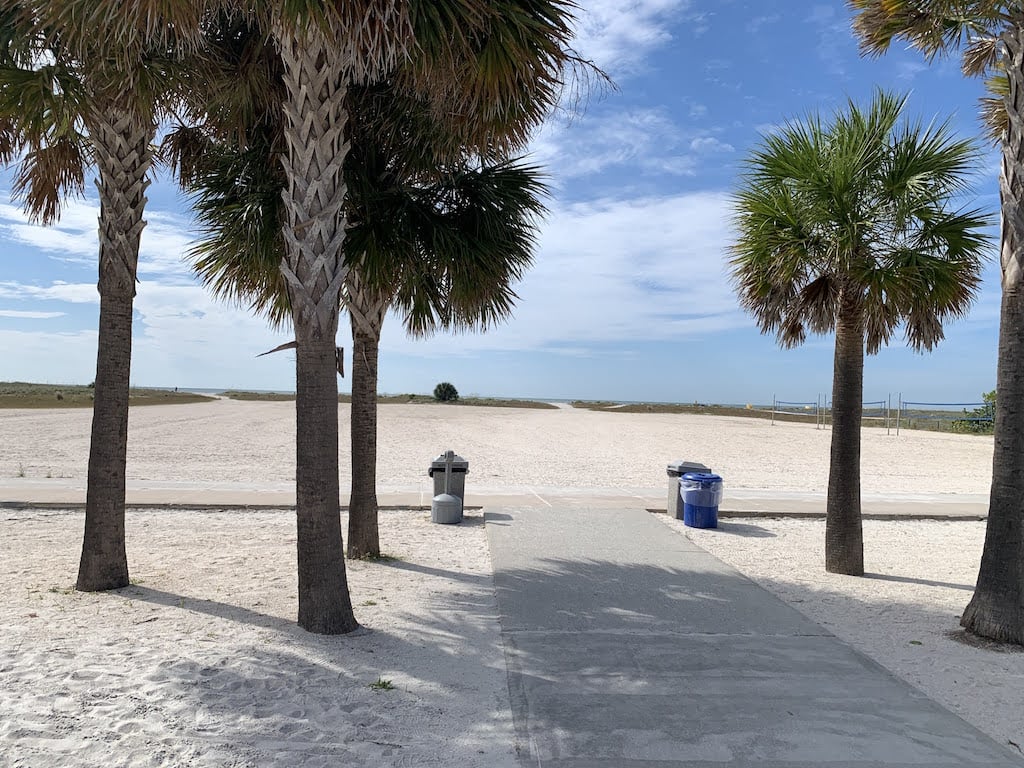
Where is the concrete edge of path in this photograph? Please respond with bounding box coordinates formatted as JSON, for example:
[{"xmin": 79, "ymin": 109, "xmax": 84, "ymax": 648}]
[{"xmin": 0, "ymin": 499, "xmax": 989, "ymax": 521}]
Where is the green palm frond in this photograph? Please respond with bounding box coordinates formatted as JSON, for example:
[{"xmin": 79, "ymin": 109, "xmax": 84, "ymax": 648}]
[
  {"xmin": 730, "ymin": 89, "xmax": 992, "ymax": 355},
  {"xmin": 849, "ymin": 1, "xmax": 1011, "ymax": 141},
  {"xmin": 399, "ymin": 0, "xmax": 587, "ymax": 152},
  {"xmin": 847, "ymin": 0, "xmax": 1003, "ymax": 61},
  {"xmin": 0, "ymin": 1, "xmax": 196, "ymax": 222}
]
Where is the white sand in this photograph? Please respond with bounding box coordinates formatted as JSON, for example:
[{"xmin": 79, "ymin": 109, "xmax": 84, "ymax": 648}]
[
  {"xmin": 1, "ymin": 401, "xmax": 1019, "ymax": 764},
  {"xmin": 0, "ymin": 507, "xmax": 516, "ymax": 767},
  {"xmin": 0, "ymin": 398, "xmax": 996, "ymax": 494}
]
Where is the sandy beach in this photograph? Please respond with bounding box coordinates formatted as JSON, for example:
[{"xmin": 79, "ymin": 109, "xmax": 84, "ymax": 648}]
[
  {"xmin": 2, "ymin": 400, "xmax": 1020, "ymax": 765},
  {"xmin": 0, "ymin": 397, "xmax": 996, "ymax": 498}
]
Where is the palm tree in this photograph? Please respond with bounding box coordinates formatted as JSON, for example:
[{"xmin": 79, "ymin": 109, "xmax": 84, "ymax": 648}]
[
  {"xmin": 169, "ymin": 98, "xmax": 547, "ymax": 561},
  {"xmin": 848, "ymin": 0, "xmax": 1024, "ymax": 646},
  {"xmin": 176, "ymin": 2, "xmax": 577, "ymax": 633},
  {"xmin": 0, "ymin": 2, "xmax": 193, "ymax": 591},
  {"xmin": 342, "ymin": 156, "xmax": 545, "ymax": 558},
  {"xmin": 729, "ymin": 90, "xmax": 990, "ymax": 575}
]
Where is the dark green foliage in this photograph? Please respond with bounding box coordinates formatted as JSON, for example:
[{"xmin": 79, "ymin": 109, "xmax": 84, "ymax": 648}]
[
  {"xmin": 952, "ymin": 390, "xmax": 997, "ymax": 435},
  {"xmin": 433, "ymin": 382, "xmax": 459, "ymax": 402}
]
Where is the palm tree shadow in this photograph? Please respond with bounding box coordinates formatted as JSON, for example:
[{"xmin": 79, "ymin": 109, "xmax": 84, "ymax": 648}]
[
  {"xmin": 863, "ymin": 572, "xmax": 975, "ymax": 591},
  {"xmin": 114, "ymin": 585, "xmax": 292, "ymax": 631}
]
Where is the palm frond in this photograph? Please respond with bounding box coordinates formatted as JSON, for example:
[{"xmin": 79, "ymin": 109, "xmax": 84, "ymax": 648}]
[{"xmin": 730, "ymin": 89, "xmax": 991, "ymax": 356}]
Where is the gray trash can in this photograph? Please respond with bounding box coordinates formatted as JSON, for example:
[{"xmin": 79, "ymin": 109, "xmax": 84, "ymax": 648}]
[
  {"xmin": 666, "ymin": 461, "xmax": 711, "ymax": 519},
  {"xmin": 429, "ymin": 452, "xmax": 469, "ymax": 500}
]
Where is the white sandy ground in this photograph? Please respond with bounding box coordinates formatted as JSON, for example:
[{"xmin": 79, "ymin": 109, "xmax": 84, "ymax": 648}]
[
  {"xmin": 0, "ymin": 507, "xmax": 517, "ymax": 768},
  {"xmin": 1, "ymin": 401, "xmax": 1020, "ymax": 764},
  {"xmin": 660, "ymin": 515, "xmax": 1024, "ymax": 760},
  {"xmin": 0, "ymin": 398, "xmax": 998, "ymax": 495}
]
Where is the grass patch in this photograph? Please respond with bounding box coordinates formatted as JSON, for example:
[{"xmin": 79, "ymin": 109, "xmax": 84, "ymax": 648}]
[
  {"xmin": 369, "ymin": 677, "xmax": 395, "ymax": 691},
  {"xmin": 222, "ymin": 390, "xmax": 296, "ymax": 401},
  {"xmin": 226, "ymin": 390, "xmax": 556, "ymax": 409},
  {"xmin": 377, "ymin": 394, "xmax": 556, "ymax": 409},
  {"xmin": 349, "ymin": 552, "xmax": 402, "ymax": 563},
  {"xmin": 0, "ymin": 382, "xmax": 214, "ymax": 409}
]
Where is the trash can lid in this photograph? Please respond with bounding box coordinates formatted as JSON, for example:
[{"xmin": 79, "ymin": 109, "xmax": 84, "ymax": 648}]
[
  {"xmin": 428, "ymin": 452, "xmax": 469, "ymax": 476},
  {"xmin": 682, "ymin": 472, "xmax": 722, "ymax": 483},
  {"xmin": 430, "ymin": 452, "xmax": 468, "ymax": 467},
  {"xmin": 667, "ymin": 460, "xmax": 711, "ymax": 476}
]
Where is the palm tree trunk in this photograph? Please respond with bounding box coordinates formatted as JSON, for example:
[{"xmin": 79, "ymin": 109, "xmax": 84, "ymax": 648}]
[
  {"xmin": 347, "ymin": 275, "xmax": 387, "ymax": 559},
  {"xmin": 276, "ymin": 20, "xmax": 357, "ymax": 634},
  {"xmin": 77, "ymin": 110, "xmax": 153, "ymax": 592},
  {"xmin": 962, "ymin": 25, "xmax": 1024, "ymax": 644},
  {"xmin": 825, "ymin": 291, "xmax": 865, "ymax": 576}
]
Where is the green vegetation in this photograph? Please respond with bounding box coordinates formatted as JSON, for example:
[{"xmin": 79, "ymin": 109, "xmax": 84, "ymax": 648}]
[
  {"xmin": 223, "ymin": 390, "xmax": 555, "ymax": 409},
  {"xmin": 0, "ymin": 382, "xmax": 215, "ymax": 409},
  {"xmin": 222, "ymin": 390, "xmax": 297, "ymax": 402},
  {"xmin": 369, "ymin": 677, "xmax": 395, "ymax": 691},
  {"xmin": 952, "ymin": 391, "xmax": 996, "ymax": 436},
  {"xmin": 376, "ymin": 393, "xmax": 556, "ymax": 409},
  {"xmin": 433, "ymin": 382, "xmax": 459, "ymax": 402}
]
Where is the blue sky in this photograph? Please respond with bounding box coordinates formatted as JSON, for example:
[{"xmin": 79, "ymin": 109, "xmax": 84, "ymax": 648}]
[{"xmin": 0, "ymin": 1, "xmax": 1002, "ymax": 404}]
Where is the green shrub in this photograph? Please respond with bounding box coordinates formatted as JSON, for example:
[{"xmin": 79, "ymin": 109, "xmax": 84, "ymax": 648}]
[
  {"xmin": 952, "ymin": 389, "xmax": 995, "ymax": 435},
  {"xmin": 433, "ymin": 382, "xmax": 459, "ymax": 402}
]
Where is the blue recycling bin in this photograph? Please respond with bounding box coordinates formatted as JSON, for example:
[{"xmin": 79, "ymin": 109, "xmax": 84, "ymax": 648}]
[{"xmin": 680, "ymin": 472, "xmax": 724, "ymax": 529}]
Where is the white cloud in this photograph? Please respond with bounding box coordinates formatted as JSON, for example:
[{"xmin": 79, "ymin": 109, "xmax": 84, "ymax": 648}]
[
  {"xmin": 0, "ymin": 309, "xmax": 65, "ymax": 319},
  {"xmin": 379, "ymin": 190, "xmax": 745, "ymax": 357},
  {"xmin": 571, "ymin": 0, "xmax": 690, "ymax": 77},
  {"xmin": 0, "ymin": 281, "xmax": 98, "ymax": 304},
  {"xmin": 690, "ymin": 137, "xmax": 734, "ymax": 153},
  {"xmin": 807, "ymin": 4, "xmax": 856, "ymax": 79},
  {"xmin": 0, "ymin": 197, "xmax": 195, "ymax": 278},
  {"xmin": 0, "ymin": 329, "xmax": 98, "ymax": 383},
  {"xmin": 0, "ymin": 279, "xmax": 295, "ymax": 389},
  {"xmin": 531, "ymin": 109, "xmax": 697, "ymax": 179}
]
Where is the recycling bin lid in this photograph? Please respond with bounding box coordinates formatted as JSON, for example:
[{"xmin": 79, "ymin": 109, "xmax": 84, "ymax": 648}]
[{"xmin": 682, "ymin": 472, "xmax": 722, "ymax": 483}]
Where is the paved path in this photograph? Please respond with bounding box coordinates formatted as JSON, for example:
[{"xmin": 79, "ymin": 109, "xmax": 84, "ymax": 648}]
[
  {"xmin": 0, "ymin": 479, "xmax": 990, "ymax": 519},
  {"xmin": 485, "ymin": 506, "xmax": 1019, "ymax": 767}
]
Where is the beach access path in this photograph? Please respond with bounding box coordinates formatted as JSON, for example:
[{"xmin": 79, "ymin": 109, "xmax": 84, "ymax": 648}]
[{"xmin": 486, "ymin": 506, "xmax": 1020, "ymax": 767}]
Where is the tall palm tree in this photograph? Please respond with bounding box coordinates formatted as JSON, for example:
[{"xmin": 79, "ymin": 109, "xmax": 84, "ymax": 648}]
[
  {"xmin": 0, "ymin": 1, "xmax": 194, "ymax": 591},
  {"xmin": 180, "ymin": 1, "xmax": 577, "ymax": 633},
  {"xmin": 730, "ymin": 90, "xmax": 990, "ymax": 576},
  {"xmin": 342, "ymin": 155, "xmax": 545, "ymax": 558},
  {"xmin": 268, "ymin": 1, "xmax": 577, "ymax": 630},
  {"xmin": 848, "ymin": 0, "xmax": 1024, "ymax": 646},
  {"xmin": 169, "ymin": 102, "xmax": 547, "ymax": 560}
]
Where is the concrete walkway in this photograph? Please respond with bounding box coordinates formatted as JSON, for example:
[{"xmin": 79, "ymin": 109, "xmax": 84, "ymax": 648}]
[
  {"xmin": 0, "ymin": 478, "xmax": 990, "ymax": 519},
  {"xmin": 485, "ymin": 506, "xmax": 1019, "ymax": 767}
]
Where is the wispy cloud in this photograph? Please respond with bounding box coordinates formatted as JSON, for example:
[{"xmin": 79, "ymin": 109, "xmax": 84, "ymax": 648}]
[
  {"xmin": 0, "ymin": 309, "xmax": 65, "ymax": 319},
  {"xmin": 690, "ymin": 137, "xmax": 734, "ymax": 154},
  {"xmin": 0, "ymin": 197, "xmax": 195, "ymax": 278},
  {"xmin": 807, "ymin": 4, "xmax": 857, "ymax": 79},
  {"xmin": 380, "ymin": 190, "xmax": 746, "ymax": 356},
  {"xmin": 572, "ymin": 0, "xmax": 691, "ymax": 77},
  {"xmin": 532, "ymin": 109, "xmax": 707, "ymax": 180},
  {"xmin": 0, "ymin": 280, "xmax": 294, "ymax": 388},
  {"xmin": 0, "ymin": 281, "xmax": 98, "ymax": 304}
]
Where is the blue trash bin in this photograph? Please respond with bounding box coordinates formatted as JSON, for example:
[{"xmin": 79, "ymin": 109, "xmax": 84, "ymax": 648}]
[{"xmin": 680, "ymin": 472, "xmax": 723, "ymax": 529}]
